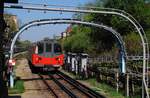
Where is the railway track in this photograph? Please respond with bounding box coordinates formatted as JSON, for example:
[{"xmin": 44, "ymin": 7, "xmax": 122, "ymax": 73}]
[
  {"xmin": 39, "ymin": 71, "xmax": 105, "ymax": 98},
  {"xmin": 39, "ymin": 75, "xmax": 59, "ymax": 98}
]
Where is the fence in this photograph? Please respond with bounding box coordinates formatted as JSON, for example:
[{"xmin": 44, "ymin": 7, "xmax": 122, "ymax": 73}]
[{"xmin": 63, "ymin": 52, "xmax": 148, "ymax": 97}]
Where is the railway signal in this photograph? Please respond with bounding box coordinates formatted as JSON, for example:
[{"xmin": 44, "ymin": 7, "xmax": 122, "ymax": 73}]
[
  {"xmin": 8, "ymin": 59, "xmax": 16, "ymax": 66},
  {"xmin": 8, "ymin": 59, "xmax": 16, "ymax": 88}
]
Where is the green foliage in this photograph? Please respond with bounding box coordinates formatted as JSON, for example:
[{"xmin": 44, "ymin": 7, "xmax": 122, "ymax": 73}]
[
  {"xmin": 63, "ymin": 26, "xmax": 94, "ymax": 53},
  {"xmin": 16, "ymin": 40, "xmax": 31, "ymax": 49},
  {"xmin": 104, "ymin": 0, "xmax": 150, "ymax": 31},
  {"xmin": 4, "ymin": 14, "xmax": 19, "ymax": 44},
  {"xmin": 64, "ymin": 0, "xmax": 150, "ymax": 55},
  {"xmin": 124, "ymin": 32, "xmax": 142, "ymax": 54},
  {"xmin": 146, "ymin": 29, "xmax": 150, "ymax": 44},
  {"xmin": 85, "ymin": 78, "xmax": 125, "ymax": 98},
  {"xmin": 92, "ymin": 63, "xmax": 100, "ymax": 69},
  {"xmin": 86, "ymin": 0, "xmax": 150, "ymax": 32},
  {"xmin": 14, "ymin": 51, "xmax": 28, "ymax": 60},
  {"xmin": 9, "ymin": 80, "xmax": 24, "ymax": 94}
]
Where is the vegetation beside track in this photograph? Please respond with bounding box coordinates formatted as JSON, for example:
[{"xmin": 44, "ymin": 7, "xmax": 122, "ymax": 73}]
[
  {"xmin": 85, "ymin": 78, "xmax": 125, "ymax": 98},
  {"xmin": 86, "ymin": 78, "xmax": 141, "ymax": 98},
  {"xmin": 14, "ymin": 51, "xmax": 28, "ymax": 60},
  {"xmin": 8, "ymin": 79, "xmax": 24, "ymax": 94},
  {"xmin": 62, "ymin": 70, "xmax": 125, "ymax": 98},
  {"xmin": 62, "ymin": 0, "xmax": 150, "ymax": 56},
  {"xmin": 8, "ymin": 55, "xmax": 26, "ymax": 94}
]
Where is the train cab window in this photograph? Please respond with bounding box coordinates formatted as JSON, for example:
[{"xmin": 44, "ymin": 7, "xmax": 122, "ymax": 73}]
[
  {"xmin": 46, "ymin": 43, "xmax": 52, "ymax": 52},
  {"xmin": 38, "ymin": 43, "xmax": 44, "ymax": 54},
  {"xmin": 54, "ymin": 43, "xmax": 62, "ymax": 53}
]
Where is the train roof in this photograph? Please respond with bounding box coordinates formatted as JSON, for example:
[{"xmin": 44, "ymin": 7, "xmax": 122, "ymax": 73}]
[{"xmin": 33, "ymin": 38, "xmax": 58, "ymax": 45}]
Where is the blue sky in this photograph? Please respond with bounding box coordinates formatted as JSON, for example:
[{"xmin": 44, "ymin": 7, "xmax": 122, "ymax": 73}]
[{"xmin": 4, "ymin": 0, "xmax": 94, "ymax": 42}]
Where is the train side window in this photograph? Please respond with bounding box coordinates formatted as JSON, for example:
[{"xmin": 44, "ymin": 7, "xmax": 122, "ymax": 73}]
[
  {"xmin": 38, "ymin": 43, "xmax": 44, "ymax": 54},
  {"xmin": 54, "ymin": 43, "xmax": 62, "ymax": 53},
  {"xmin": 46, "ymin": 43, "xmax": 52, "ymax": 52}
]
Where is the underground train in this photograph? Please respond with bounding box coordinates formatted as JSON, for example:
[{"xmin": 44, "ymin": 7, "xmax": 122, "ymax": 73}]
[{"xmin": 27, "ymin": 38, "xmax": 64, "ymax": 72}]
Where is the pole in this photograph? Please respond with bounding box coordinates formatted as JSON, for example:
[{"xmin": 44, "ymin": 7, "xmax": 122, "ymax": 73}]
[
  {"xmin": 126, "ymin": 73, "xmax": 129, "ymax": 97},
  {"xmin": 0, "ymin": 0, "xmax": 8, "ymax": 98}
]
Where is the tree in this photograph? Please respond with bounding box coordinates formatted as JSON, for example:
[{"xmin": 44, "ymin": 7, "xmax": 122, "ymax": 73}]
[
  {"xmin": 16, "ymin": 40, "xmax": 31, "ymax": 50},
  {"xmin": 82, "ymin": 0, "xmax": 150, "ymax": 54},
  {"xmin": 64, "ymin": 0, "xmax": 150, "ymax": 55},
  {"xmin": 63, "ymin": 25, "xmax": 93, "ymax": 53},
  {"xmin": 4, "ymin": 14, "xmax": 19, "ymax": 45}
]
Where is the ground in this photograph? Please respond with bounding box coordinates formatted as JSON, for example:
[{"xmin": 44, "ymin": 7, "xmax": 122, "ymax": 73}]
[
  {"xmin": 9, "ymin": 58, "xmax": 108, "ymax": 98},
  {"xmin": 10, "ymin": 58, "xmax": 54, "ymax": 98}
]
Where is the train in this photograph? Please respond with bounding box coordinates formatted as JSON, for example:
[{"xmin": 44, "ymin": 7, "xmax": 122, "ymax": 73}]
[{"xmin": 27, "ymin": 38, "xmax": 64, "ymax": 72}]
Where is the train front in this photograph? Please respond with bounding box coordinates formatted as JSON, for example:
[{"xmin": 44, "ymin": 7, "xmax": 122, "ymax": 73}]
[{"xmin": 32, "ymin": 39, "xmax": 64, "ymax": 70}]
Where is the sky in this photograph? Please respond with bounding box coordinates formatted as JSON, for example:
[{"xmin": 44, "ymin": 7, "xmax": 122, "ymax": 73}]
[{"xmin": 4, "ymin": 0, "xmax": 94, "ymax": 42}]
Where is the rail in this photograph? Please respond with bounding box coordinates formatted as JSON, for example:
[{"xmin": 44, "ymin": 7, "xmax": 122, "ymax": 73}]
[
  {"xmin": 49, "ymin": 74, "xmax": 79, "ymax": 98},
  {"xmin": 57, "ymin": 71, "xmax": 105, "ymax": 98},
  {"xmin": 39, "ymin": 75, "xmax": 59, "ymax": 98}
]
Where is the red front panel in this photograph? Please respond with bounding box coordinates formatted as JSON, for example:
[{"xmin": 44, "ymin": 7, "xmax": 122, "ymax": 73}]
[{"xmin": 32, "ymin": 54, "xmax": 64, "ymax": 67}]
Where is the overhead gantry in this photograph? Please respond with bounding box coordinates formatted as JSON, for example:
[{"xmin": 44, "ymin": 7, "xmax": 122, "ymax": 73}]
[
  {"xmin": 5, "ymin": 4, "xmax": 149, "ymax": 97},
  {"xmin": 9, "ymin": 18, "xmax": 126, "ymax": 88}
]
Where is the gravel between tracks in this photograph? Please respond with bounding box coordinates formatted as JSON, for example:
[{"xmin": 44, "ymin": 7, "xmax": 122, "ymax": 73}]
[{"xmin": 14, "ymin": 59, "xmax": 54, "ymax": 98}]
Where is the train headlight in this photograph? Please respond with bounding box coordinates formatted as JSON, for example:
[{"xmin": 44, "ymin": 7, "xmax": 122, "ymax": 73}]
[
  {"xmin": 35, "ymin": 57, "xmax": 39, "ymax": 61},
  {"xmin": 35, "ymin": 57, "xmax": 42, "ymax": 62},
  {"xmin": 56, "ymin": 58, "xmax": 60, "ymax": 61},
  {"xmin": 8, "ymin": 59, "xmax": 16, "ymax": 66}
]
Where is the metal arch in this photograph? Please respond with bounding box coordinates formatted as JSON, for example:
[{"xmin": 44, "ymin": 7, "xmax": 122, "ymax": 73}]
[
  {"xmin": 5, "ymin": 5, "xmax": 149, "ymax": 75},
  {"xmin": 5, "ymin": 4, "xmax": 149, "ymax": 97},
  {"xmin": 4, "ymin": 4, "xmax": 150, "ymax": 43},
  {"xmin": 4, "ymin": 5, "xmax": 149, "ymax": 60},
  {"xmin": 5, "ymin": 4, "xmax": 149, "ymax": 47},
  {"xmin": 10, "ymin": 19, "xmax": 126, "ymax": 60},
  {"xmin": 10, "ymin": 19, "xmax": 126, "ymax": 74}
]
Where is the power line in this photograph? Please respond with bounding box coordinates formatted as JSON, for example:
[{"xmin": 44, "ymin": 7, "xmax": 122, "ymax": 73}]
[{"xmin": 13, "ymin": 2, "xmax": 104, "ymax": 10}]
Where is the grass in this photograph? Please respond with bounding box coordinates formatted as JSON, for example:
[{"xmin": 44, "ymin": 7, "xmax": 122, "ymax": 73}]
[
  {"xmin": 8, "ymin": 80, "xmax": 24, "ymax": 94},
  {"xmin": 84, "ymin": 78, "xmax": 125, "ymax": 98},
  {"xmin": 62, "ymin": 70, "xmax": 125, "ymax": 98},
  {"xmin": 8, "ymin": 53, "xmax": 25, "ymax": 94},
  {"xmin": 63, "ymin": 70, "xmax": 143, "ymax": 98},
  {"xmin": 14, "ymin": 51, "xmax": 28, "ymax": 60}
]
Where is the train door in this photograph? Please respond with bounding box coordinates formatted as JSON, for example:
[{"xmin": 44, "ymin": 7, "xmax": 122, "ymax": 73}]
[
  {"xmin": 44, "ymin": 42, "xmax": 52, "ymax": 57},
  {"xmin": 54, "ymin": 43, "xmax": 62, "ymax": 56}
]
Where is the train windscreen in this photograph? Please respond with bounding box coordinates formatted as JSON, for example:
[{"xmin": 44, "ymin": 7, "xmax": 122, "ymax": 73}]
[
  {"xmin": 38, "ymin": 43, "xmax": 44, "ymax": 54},
  {"xmin": 54, "ymin": 43, "xmax": 62, "ymax": 53},
  {"xmin": 46, "ymin": 43, "xmax": 52, "ymax": 52}
]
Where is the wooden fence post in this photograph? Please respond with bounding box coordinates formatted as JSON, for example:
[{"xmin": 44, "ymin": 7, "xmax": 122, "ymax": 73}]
[
  {"xmin": 116, "ymin": 72, "xmax": 119, "ymax": 92},
  {"xmin": 131, "ymin": 75, "xmax": 135, "ymax": 96},
  {"xmin": 126, "ymin": 73, "xmax": 129, "ymax": 97}
]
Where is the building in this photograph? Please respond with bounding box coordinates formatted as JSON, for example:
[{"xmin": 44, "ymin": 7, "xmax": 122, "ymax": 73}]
[{"xmin": 61, "ymin": 25, "xmax": 72, "ymax": 39}]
